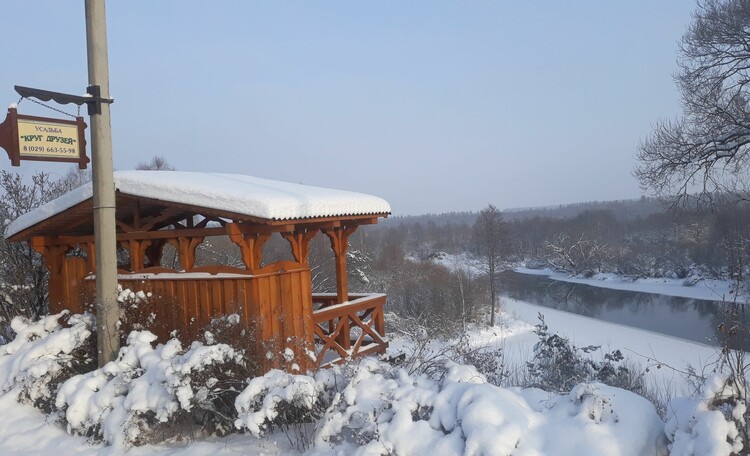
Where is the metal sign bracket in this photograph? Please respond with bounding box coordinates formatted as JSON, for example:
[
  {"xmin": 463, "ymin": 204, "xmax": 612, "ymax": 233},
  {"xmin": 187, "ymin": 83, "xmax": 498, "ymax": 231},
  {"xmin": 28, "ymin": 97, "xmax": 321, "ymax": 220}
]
[{"xmin": 14, "ymin": 85, "xmax": 114, "ymax": 116}]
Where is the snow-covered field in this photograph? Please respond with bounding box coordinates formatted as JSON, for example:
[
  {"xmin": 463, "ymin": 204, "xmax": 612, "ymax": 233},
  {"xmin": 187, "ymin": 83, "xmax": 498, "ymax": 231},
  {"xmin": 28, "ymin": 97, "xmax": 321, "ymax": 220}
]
[{"xmin": 0, "ymin": 296, "xmax": 733, "ymax": 455}]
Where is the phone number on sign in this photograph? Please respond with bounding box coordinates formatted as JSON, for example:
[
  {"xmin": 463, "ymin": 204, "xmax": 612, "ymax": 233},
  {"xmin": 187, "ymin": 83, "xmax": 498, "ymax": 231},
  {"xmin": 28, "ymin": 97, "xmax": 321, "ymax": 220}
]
[{"xmin": 22, "ymin": 145, "xmax": 77, "ymax": 155}]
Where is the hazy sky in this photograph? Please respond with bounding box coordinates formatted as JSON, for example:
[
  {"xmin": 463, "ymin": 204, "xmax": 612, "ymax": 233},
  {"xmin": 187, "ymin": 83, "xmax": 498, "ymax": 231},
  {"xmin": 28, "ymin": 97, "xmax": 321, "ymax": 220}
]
[{"xmin": 0, "ymin": 1, "xmax": 696, "ymax": 215}]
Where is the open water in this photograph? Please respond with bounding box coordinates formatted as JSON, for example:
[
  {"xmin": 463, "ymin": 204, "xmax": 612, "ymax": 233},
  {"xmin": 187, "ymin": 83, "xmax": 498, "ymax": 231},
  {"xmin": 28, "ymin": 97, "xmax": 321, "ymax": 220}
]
[{"xmin": 499, "ymin": 271, "xmax": 750, "ymax": 351}]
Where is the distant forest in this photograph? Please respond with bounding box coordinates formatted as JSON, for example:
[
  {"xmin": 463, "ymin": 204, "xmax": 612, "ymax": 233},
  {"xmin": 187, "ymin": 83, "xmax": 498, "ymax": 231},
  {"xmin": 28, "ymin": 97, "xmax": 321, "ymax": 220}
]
[{"xmin": 375, "ymin": 197, "xmax": 750, "ymax": 282}]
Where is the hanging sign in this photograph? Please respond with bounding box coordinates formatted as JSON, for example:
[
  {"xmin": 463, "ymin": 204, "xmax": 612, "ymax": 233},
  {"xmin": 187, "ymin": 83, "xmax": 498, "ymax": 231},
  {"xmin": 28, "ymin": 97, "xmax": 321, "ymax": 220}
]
[{"xmin": 0, "ymin": 107, "xmax": 89, "ymax": 169}]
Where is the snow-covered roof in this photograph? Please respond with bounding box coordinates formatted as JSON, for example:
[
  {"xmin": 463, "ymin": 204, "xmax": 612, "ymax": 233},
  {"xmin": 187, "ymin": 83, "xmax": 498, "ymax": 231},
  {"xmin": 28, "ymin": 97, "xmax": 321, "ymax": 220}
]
[{"xmin": 6, "ymin": 171, "xmax": 391, "ymax": 239}]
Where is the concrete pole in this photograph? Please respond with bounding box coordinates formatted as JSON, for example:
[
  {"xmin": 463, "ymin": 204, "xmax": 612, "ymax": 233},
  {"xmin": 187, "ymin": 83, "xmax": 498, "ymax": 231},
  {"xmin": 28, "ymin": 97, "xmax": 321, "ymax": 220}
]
[{"xmin": 85, "ymin": 0, "xmax": 119, "ymax": 366}]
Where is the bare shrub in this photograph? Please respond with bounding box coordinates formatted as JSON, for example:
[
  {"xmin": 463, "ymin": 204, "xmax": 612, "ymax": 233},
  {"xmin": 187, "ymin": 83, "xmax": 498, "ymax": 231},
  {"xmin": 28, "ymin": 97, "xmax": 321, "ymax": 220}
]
[{"xmin": 0, "ymin": 171, "xmax": 76, "ymax": 336}]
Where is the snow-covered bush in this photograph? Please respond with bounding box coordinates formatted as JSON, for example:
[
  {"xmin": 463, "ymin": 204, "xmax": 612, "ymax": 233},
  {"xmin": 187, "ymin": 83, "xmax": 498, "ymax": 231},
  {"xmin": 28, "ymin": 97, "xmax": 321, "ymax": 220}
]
[
  {"xmin": 0, "ymin": 310, "xmax": 673, "ymax": 455},
  {"xmin": 312, "ymin": 357, "xmax": 442, "ymax": 452},
  {"xmin": 115, "ymin": 286, "xmax": 161, "ymax": 340},
  {"xmin": 0, "ymin": 311, "xmax": 95, "ymax": 412},
  {"xmin": 527, "ymin": 313, "xmax": 646, "ymax": 394},
  {"xmin": 309, "ymin": 358, "xmax": 666, "ymax": 455},
  {"xmin": 235, "ymin": 368, "xmax": 331, "ymax": 449},
  {"xmin": 666, "ymin": 373, "xmax": 747, "ymax": 455},
  {"xmin": 0, "ymin": 283, "xmax": 39, "ymax": 342},
  {"xmin": 458, "ymin": 343, "xmax": 506, "ymax": 385},
  {"xmin": 56, "ymin": 329, "xmax": 247, "ymax": 446}
]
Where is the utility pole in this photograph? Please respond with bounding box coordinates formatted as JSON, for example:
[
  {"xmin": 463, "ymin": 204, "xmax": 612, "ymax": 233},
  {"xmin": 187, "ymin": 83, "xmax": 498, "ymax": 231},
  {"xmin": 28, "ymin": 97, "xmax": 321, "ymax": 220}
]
[{"xmin": 85, "ymin": 0, "xmax": 119, "ymax": 366}]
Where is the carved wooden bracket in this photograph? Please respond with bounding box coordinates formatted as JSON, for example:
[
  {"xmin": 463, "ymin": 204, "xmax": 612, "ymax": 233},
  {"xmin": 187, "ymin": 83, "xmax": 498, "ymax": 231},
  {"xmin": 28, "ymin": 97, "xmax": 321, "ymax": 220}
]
[
  {"xmin": 119, "ymin": 239, "xmax": 155, "ymax": 271},
  {"xmin": 323, "ymin": 225, "xmax": 358, "ymax": 258},
  {"xmin": 31, "ymin": 237, "xmax": 71, "ymax": 274},
  {"xmin": 227, "ymin": 223, "xmax": 269, "ymax": 270},
  {"xmin": 167, "ymin": 236, "xmax": 204, "ymax": 270},
  {"xmin": 281, "ymin": 228, "xmax": 318, "ymax": 264}
]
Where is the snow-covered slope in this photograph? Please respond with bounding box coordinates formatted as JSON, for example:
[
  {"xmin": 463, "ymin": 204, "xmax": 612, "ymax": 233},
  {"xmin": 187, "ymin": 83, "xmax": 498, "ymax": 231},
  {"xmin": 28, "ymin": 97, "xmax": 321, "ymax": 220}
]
[{"xmin": 0, "ymin": 299, "xmax": 732, "ymax": 455}]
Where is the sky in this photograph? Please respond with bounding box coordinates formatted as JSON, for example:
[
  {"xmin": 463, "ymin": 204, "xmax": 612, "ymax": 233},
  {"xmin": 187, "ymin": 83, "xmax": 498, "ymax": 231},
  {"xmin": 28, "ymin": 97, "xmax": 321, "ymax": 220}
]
[{"xmin": 0, "ymin": 1, "xmax": 697, "ymax": 216}]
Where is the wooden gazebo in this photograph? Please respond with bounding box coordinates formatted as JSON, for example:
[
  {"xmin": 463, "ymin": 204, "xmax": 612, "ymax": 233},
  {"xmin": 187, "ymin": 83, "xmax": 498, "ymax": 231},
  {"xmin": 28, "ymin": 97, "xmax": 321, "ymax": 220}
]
[{"xmin": 5, "ymin": 171, "xmax": 391, "ymax": 372}]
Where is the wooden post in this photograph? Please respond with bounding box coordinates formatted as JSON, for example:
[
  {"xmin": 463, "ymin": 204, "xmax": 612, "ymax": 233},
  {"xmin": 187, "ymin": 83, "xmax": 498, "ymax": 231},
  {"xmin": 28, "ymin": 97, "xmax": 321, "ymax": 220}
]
[
  {"xmin": 323, "ymin": 226, "xmax": 357, "ymax": 351},
  {"xmin": 31, "ymin": 237, "xmax": 70, "ymax": 314},
  {"xmin": 144, "ymin": 239, "xmax": 166, "ymax": 267},
  {"xmin": 82, "ymin": 242, "xmax": 96, "ymax": 274},
  {"xmin": 323, "ymin": 226, "xmax": 357, "ymax": 304}
]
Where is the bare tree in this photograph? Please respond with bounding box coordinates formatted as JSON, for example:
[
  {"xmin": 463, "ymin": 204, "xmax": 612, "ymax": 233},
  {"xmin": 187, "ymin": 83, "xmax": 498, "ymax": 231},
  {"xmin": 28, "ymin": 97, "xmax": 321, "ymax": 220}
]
[
  {"xmin": 473, "ymin": 204, "xmax": 507, "ymax": 327},
  {"xmin": 545, "ymin": 233, "xmax": 609, "ymax": 277},
  {"xmin": 59, "ymin": 166, "xmax": 92, "ymax": 190},
  {"xmin": 636, "ymin": 0, "xmax": 750, "ymax": 206},
  {"xmin": 136, "ymin": 155, "xmax": 175, "ymax": 171},
  {"xmin": 0, "ymin": 172, "xmax": 72, "ymax": 334}
]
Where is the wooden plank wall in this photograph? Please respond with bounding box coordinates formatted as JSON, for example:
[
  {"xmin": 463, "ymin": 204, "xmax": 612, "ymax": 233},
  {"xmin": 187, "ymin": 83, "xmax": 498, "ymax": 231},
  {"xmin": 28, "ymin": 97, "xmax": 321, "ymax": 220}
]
[
  {"xmin": 108, "ymin": 261, "xmax": 314, "ymax": 372},
  {"xmin": 49, "ymin": 256, "xmax": 89, "ymax": 315}
]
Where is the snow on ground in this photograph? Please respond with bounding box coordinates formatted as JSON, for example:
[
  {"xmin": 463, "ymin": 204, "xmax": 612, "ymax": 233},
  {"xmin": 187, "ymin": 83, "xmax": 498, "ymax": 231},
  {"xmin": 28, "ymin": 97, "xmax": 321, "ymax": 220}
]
[
  {"xmin": 501, "ymin": 297, "xmax": 720, "ymax": 393},
  {"xmin": 426, "ymin": 252, "xmax": 485, "ymax": 278},
  {"xmin": 0, "ymin": 299, "xmax": 730, "ymax": 455},
  {"xmin": 0, "ymin": 390, "xmax": 291, "ymax": 456},
  {"xmin": 515, "ymin": 267, "xmax": 741, "ymax": 303}
]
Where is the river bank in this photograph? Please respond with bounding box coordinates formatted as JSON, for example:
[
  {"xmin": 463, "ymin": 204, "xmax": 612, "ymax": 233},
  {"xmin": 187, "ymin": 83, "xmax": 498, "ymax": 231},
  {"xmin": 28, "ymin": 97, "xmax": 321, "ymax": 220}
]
[{"xmin": 514, "ymin": 266, "xmax": 743, "ymax": 303}]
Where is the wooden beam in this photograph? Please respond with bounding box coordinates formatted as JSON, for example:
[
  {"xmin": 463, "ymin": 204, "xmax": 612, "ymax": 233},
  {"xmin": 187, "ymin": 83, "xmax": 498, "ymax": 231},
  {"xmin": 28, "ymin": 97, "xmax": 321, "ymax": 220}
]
[
  {"xmin": 52, "ymin": 226, "xmax": 227, "ymax": 245},
  {"xmin": 133, "ymin": 201, "xmax": 141, "ymax": 230},
  {"xmin": 115, "ymin": 220, "xmax": 135, "ymax": 233},
  {"xmin": 232, "ymin": 221, "xmax": 296, "ymax": 235},
  {"xmin": 139, "ymin": 208, "xmax": 183, "ymax": 232},
  {"xmin": 116, "ymin": 193, "xmax": 275, "ymax": 225},
  {"xmin": 119, "ymin": 239, "xmax": 152, "ymax": 271},
  {"xmin": 30, "ymin": 237, "xmax": 73, "ymax": 314},
  {"xmin": 15, "ymin": 213, "xmax": 385, "ymax": 248},
  {"xmin": 323, "ymin": 225, "xmax": 358, "ymax": 305}
]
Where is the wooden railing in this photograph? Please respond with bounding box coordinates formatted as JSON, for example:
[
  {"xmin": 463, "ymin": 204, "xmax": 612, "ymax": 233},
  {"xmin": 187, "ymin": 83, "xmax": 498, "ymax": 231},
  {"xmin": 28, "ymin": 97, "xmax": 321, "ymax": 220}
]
[{"xmin": 312, "ymin": 293, "xmax": 387, "ymax": 367}]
